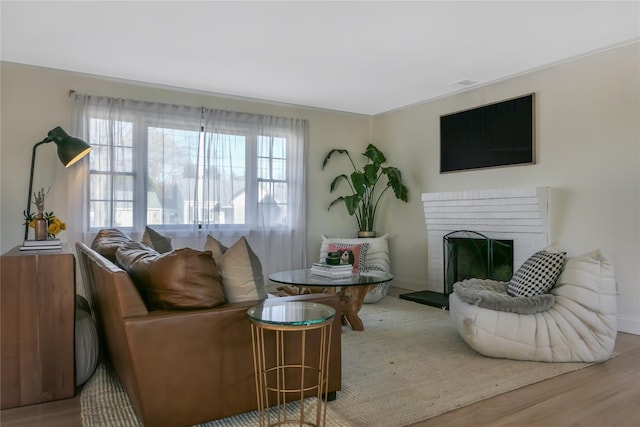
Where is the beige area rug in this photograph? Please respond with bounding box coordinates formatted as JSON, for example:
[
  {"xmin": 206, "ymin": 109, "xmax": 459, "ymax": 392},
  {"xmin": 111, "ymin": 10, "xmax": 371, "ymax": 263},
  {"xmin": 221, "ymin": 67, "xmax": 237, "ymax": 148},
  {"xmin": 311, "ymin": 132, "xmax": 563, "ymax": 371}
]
[{"xmin": 81, "ymin": 297, "xmax": 594, "ymax": 427}]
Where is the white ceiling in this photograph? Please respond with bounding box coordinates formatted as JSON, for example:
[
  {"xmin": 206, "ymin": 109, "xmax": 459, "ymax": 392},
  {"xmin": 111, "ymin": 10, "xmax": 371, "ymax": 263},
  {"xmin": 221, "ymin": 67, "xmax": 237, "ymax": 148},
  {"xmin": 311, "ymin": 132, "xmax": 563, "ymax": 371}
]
[{"xmin": 2, "ymin": 1, "xmax": 639, "ymax": 115}]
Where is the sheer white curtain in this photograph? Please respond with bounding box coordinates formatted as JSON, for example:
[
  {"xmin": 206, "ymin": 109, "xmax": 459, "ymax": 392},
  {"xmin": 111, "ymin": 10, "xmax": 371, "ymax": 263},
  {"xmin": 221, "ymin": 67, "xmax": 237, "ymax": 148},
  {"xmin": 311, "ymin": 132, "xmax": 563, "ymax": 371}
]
[
  {"xmin": 198, "ymin": 109, "xmax": 308, "ymax": 276},
  {"xmin": 70, "ymin": 94, "xmax": 202, "ymax": 244},
  {"xmin": 70, "ymin": 94, "xmax": 307, "ymax": 276}
]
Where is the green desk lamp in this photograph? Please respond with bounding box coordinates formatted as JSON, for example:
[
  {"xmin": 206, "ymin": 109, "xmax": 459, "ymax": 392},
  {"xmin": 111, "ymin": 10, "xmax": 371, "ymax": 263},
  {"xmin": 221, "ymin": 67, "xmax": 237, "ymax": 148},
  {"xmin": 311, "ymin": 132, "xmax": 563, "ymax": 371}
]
[{"xmin": 24, "ymin": 127, "xmax": 92, "ymax": 240}]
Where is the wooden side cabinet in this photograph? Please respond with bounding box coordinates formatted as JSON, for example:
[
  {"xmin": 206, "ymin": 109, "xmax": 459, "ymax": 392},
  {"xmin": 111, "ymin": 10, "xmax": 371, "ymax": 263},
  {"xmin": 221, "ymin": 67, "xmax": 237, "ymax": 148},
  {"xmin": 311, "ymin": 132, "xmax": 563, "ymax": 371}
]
[{"xmin": 1, "ymin": 246, "xmax": 76, "ymax": 409}]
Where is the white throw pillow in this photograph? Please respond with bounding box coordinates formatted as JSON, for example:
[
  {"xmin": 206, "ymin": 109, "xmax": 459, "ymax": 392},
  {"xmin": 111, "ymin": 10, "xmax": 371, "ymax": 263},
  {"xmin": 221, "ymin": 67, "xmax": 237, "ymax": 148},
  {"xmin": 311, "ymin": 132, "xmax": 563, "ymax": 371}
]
[
  {"xmin": 320, "ymin": 234, "xmax": 391, "ymax": 303},
  {"xmin": 204, "ymin": 235, "xmax": 268, "ymax": 303}
]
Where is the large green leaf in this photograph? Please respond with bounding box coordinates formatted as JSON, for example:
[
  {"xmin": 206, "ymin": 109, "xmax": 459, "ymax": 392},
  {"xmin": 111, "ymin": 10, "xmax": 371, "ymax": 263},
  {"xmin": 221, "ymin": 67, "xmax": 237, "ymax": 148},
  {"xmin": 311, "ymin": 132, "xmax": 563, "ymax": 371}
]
[
  {"xmin": 382, "ymin": 166, "xmax": 409, "ymax": 202},
  {"xmin": 363, "ymin": 163, "xmax": 380, "ymax": 186},
  {"xmin": 322, "ymin": 148, "xmax": 350, "ymax": 169},
  {"xmin": 343, "ymin": 194, "xmax": 362, "ymax": 216},
  {"xmin": 328, "ymin": 196, "xmax": 346, "ymax": 211},
  {"xmin": 329, "ymin": 174, "xmax": 350, "ymax": 193},
  {"xmin": 350, "ymin": 171, "xmax": 366, "ymax": 195},
  {"xmin": 363, "ymin": 144, "xmax": 386, "ymax": 165}
]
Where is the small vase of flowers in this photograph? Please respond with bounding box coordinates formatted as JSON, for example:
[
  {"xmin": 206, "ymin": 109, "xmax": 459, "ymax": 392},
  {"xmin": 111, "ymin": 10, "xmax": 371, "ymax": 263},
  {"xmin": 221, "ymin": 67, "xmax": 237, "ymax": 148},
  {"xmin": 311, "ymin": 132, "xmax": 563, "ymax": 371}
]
[{"xmin": 23, "ymin": 187, "xmax": 67, "ymax": 240}]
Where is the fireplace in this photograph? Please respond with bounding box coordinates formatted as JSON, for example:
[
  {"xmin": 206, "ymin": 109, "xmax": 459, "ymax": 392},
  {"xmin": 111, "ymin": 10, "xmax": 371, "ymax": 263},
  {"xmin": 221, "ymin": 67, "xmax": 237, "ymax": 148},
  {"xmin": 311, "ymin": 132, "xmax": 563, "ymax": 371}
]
[
  {"xmin": 443, "ymin": 230, "xmax": 514, "ymax": 294},
  {"xmin": 400, "ymin": 187, "xmax": 549, "ymax": 309}
]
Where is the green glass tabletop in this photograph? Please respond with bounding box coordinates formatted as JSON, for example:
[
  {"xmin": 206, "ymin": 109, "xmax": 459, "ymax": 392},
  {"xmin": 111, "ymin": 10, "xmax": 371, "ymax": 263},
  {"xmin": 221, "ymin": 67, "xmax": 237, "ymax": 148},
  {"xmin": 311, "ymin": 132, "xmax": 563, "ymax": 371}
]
[{"xmin": 248, "ymin": 301, "xmax": 336, "ymax": 326}]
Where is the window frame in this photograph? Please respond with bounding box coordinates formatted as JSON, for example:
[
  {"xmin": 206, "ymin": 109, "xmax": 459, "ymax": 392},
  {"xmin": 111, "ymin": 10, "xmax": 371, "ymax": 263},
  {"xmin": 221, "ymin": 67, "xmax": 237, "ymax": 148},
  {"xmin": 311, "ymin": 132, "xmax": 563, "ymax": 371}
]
[{"xmin": 87, "ymin": 113, "xmax": 292, "ymax": 232}]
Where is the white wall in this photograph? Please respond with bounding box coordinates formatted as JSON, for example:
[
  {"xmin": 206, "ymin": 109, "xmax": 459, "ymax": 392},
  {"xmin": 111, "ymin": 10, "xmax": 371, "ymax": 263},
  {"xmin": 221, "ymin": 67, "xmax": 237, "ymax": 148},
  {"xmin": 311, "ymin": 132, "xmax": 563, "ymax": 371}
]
[{"xmin": 372, "ymin": 42, "xmax": 640, "ymax": 334}]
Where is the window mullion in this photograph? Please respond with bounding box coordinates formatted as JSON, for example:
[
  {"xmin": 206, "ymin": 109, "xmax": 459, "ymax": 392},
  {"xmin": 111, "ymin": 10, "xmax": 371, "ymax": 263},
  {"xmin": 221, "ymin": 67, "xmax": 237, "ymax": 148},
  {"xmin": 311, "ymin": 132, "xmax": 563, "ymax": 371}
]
[
  {"xmin": 133, "ymin": 119, "xmax": 147, "ymax": 230},
  {"xmin": 246, "ymin": 132, "xmax": 259, "ymax": 226}
]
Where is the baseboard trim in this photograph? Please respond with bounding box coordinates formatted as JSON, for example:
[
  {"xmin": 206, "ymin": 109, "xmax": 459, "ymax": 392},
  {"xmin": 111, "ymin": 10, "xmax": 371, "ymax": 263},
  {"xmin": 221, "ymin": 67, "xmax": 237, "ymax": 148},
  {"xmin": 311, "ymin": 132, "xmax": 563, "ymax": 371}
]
[{"xmin": 617, "ymin": 314, "xmax": 640, "ymax": 335}]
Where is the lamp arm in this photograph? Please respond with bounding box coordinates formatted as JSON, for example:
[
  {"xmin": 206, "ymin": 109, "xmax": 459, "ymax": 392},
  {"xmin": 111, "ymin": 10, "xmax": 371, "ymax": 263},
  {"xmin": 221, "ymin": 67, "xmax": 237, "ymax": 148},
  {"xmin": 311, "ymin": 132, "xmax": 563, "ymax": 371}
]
[{"xmin": 24, "ymin": 138, "xmax": 51, "ymax": 240}]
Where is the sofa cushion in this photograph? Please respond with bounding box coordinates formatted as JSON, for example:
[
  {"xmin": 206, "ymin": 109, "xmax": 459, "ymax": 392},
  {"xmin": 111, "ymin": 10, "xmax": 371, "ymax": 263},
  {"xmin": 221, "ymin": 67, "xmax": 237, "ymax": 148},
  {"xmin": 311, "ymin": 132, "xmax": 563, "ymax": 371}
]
[
  {"xmin": 116, "ymin": 241, "xmax": 225, "ymax": 310},
  {"xmin": 204, "ymin": 235, "xmax": 268, "ymax": 303},
  {"xmin": 141, "ymin": 226, "xmax": 173, "ymax": 253},
  {"xmin": 91, "ymin": 228, "xmax": 134, "ymax": 262},
  {"xmin": 507, "ymin": 250, "xmax": 566, "ymax": 297}
]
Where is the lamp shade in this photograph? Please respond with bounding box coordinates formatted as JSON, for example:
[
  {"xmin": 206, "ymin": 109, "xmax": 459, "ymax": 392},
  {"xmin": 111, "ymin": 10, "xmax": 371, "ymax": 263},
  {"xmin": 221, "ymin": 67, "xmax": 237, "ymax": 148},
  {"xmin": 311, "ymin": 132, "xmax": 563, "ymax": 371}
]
[{"xmin": 46, "ymin": 126, "xmax": 93, "ymax": 167}]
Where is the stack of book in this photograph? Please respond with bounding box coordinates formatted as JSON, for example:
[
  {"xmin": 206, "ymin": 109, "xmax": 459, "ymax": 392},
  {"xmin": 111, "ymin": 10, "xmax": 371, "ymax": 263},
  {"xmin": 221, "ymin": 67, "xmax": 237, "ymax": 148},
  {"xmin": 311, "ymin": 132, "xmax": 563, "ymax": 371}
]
[
  {"xmin": 20, "ymin": 239, "xmax": 62, "ymax": 251},
  {"xmin": 310, "ymin": 262, "xmax": 353, "ymax": 278}
]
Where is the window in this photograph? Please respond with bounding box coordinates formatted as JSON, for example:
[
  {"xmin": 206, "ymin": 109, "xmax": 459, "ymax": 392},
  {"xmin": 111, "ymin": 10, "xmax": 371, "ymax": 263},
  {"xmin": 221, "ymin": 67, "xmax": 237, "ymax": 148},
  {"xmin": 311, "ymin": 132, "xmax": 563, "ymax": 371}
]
[
  {"xmin": 199, "ymin": 131, "xmax": 248, "ymax": 227},
  {"xmin": 146, "ymin": 126, "xmax": 201, "ymax": 227},
  {"xmin": 257, "ymin": 135, "xmax": 288, "ymax": 226},
  {"xmin": 88, "ymin": 118, "xmax": 135, "ymax": 228},
  {"xmin": 84, "ymin": 102, "xmax": 301, "ymax": 233}
]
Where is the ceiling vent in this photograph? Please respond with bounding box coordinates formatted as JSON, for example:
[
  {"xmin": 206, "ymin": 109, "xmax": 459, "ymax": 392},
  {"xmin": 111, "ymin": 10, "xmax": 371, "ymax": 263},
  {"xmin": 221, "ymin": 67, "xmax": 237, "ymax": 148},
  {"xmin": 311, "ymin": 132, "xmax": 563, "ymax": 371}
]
[{"xmin": 450, "ymin": 79, "xmax": 478, "ymax": 86}]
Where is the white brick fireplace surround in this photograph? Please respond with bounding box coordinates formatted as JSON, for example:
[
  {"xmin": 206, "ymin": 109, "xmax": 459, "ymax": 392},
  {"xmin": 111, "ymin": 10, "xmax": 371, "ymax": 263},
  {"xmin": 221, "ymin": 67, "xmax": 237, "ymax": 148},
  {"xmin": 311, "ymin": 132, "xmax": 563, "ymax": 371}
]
[{"xmin": 421, "ymin": 187, "xmax": 550, "ymax": 294}]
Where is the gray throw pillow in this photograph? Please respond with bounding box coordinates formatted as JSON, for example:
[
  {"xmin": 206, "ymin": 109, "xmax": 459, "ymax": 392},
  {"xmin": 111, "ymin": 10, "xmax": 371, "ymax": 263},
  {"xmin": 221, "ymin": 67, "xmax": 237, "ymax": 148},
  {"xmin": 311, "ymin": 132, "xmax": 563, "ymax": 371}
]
[{"xmin": 141, "ymin": 226, "xmax": 173, "ymax": 253}]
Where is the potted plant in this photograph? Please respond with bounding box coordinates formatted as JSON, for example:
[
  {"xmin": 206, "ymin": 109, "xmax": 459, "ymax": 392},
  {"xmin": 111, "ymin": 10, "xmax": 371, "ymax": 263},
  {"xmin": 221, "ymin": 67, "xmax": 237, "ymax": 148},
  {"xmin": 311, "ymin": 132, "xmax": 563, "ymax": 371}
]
[{"xmin": 322, "ymin": 143, "xmax": 408, "ymax": 237}]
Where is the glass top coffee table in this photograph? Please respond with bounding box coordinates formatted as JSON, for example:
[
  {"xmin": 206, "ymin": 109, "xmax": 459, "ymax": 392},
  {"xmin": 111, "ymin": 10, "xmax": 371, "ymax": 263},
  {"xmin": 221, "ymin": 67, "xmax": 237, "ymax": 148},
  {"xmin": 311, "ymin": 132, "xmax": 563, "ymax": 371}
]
[
  {"xmin": 247, "ymin": 301, "xmax": 336, "ymax": 327},
  {"xmin": 268, "ymin": 269, "xmax": 393, "ymax": 331}
]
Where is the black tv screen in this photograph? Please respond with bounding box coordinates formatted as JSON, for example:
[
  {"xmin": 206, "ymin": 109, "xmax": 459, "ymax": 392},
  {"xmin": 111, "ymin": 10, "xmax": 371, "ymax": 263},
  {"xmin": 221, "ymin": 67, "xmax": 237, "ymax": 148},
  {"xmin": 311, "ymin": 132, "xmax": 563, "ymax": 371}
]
[{"xmin": 440, "ymin": 93, "xmax": 535, "ymax": 173}]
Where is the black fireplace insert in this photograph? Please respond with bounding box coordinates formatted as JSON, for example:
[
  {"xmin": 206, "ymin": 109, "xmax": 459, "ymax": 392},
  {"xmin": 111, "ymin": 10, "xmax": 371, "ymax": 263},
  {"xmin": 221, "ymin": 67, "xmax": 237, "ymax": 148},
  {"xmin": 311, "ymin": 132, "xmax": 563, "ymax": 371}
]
[{"xmin": 443, "ymin": 230, "xmax": 514, "ymax": 294}]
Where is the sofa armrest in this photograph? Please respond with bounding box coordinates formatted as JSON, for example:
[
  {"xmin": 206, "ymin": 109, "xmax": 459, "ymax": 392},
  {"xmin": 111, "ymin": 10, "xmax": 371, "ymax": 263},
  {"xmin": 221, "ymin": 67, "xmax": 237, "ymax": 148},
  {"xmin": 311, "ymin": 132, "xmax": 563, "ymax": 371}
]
[{"xmin": 119, "ymin": 293, "xmax": 342, "ymax": 426}]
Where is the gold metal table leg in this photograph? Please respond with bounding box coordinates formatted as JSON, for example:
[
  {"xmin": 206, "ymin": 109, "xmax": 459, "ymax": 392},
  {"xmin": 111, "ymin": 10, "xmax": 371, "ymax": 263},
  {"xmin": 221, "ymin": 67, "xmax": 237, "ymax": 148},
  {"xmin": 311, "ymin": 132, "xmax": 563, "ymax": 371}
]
[{"xmin": 250, "ymin": 320, "xmax": 333, "ymax": 426}]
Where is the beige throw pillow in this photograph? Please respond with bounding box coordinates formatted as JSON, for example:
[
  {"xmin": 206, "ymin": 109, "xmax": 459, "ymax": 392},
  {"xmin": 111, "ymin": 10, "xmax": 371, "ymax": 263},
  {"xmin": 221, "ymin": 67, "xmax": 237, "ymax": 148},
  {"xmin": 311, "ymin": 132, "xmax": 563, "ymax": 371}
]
[
  {"xmin": 205, "ymin": 235, "xmax": 228, "ymax": 261},
  {"xmin": 204, "ymin": 235, "xmax": 268, "ymax": 303}
]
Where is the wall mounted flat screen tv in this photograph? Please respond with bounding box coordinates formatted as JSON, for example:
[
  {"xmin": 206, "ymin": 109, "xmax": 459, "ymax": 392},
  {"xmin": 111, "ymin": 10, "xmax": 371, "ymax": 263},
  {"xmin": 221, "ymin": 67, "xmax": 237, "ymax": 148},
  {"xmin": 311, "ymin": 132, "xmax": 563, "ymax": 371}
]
[{"xmin": 440, "ymin": 93, "xmax": 535, "ymax": 173}]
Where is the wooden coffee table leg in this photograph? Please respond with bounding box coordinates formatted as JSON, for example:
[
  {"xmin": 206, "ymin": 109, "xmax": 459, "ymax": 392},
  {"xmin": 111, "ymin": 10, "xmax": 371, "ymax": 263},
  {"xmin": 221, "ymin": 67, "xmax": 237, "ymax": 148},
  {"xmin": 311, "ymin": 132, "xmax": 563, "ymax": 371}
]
[
  {"xmin": 323, "ymin": 287, "xmax": 348, "ymax": 325},
  {"xmin": 339, "ymin": 285, "xmax": 373, "ymax": 331}
]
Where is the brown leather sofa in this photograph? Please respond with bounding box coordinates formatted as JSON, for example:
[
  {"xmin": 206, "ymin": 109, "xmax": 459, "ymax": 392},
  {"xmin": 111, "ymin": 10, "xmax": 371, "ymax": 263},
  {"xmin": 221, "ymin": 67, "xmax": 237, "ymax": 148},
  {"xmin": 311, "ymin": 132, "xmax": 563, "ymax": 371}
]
[{"xmin": 76, "ymin": 236, "xmax": 342, "ymax": 427}]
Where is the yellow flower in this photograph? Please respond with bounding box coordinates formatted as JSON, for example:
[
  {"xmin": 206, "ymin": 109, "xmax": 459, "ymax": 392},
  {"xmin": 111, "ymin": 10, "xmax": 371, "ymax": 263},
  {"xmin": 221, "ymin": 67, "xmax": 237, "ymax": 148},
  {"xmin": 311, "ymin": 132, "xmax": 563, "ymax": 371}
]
[{"xmin": 48, "ymin": 217, "xmax": 66, "ymax": 235}]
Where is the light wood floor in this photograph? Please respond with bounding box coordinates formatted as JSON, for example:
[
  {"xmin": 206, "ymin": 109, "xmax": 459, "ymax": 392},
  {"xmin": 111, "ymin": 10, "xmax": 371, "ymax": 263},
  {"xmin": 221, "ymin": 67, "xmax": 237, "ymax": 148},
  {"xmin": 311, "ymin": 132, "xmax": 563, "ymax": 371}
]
[{"xmin": 2, "ymin": 291, "xmax": 639, "ymax": 427}]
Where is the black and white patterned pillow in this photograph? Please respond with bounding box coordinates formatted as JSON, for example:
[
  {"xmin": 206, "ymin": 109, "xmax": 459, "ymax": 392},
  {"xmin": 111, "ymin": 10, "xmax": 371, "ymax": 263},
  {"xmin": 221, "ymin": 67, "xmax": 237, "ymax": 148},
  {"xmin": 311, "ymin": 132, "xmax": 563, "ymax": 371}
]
[{"xmin": 507, "ymin": 250, "xmax": 566, "ymax": 297}]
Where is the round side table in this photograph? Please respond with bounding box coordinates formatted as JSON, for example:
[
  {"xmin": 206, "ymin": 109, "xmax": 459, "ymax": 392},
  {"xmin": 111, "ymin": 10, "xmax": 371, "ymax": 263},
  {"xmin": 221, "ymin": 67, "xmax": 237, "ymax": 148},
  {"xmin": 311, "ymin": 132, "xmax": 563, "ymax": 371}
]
[{"xmin": 248, "ymin": 301, "xmax": 336, "ymax": 427}]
